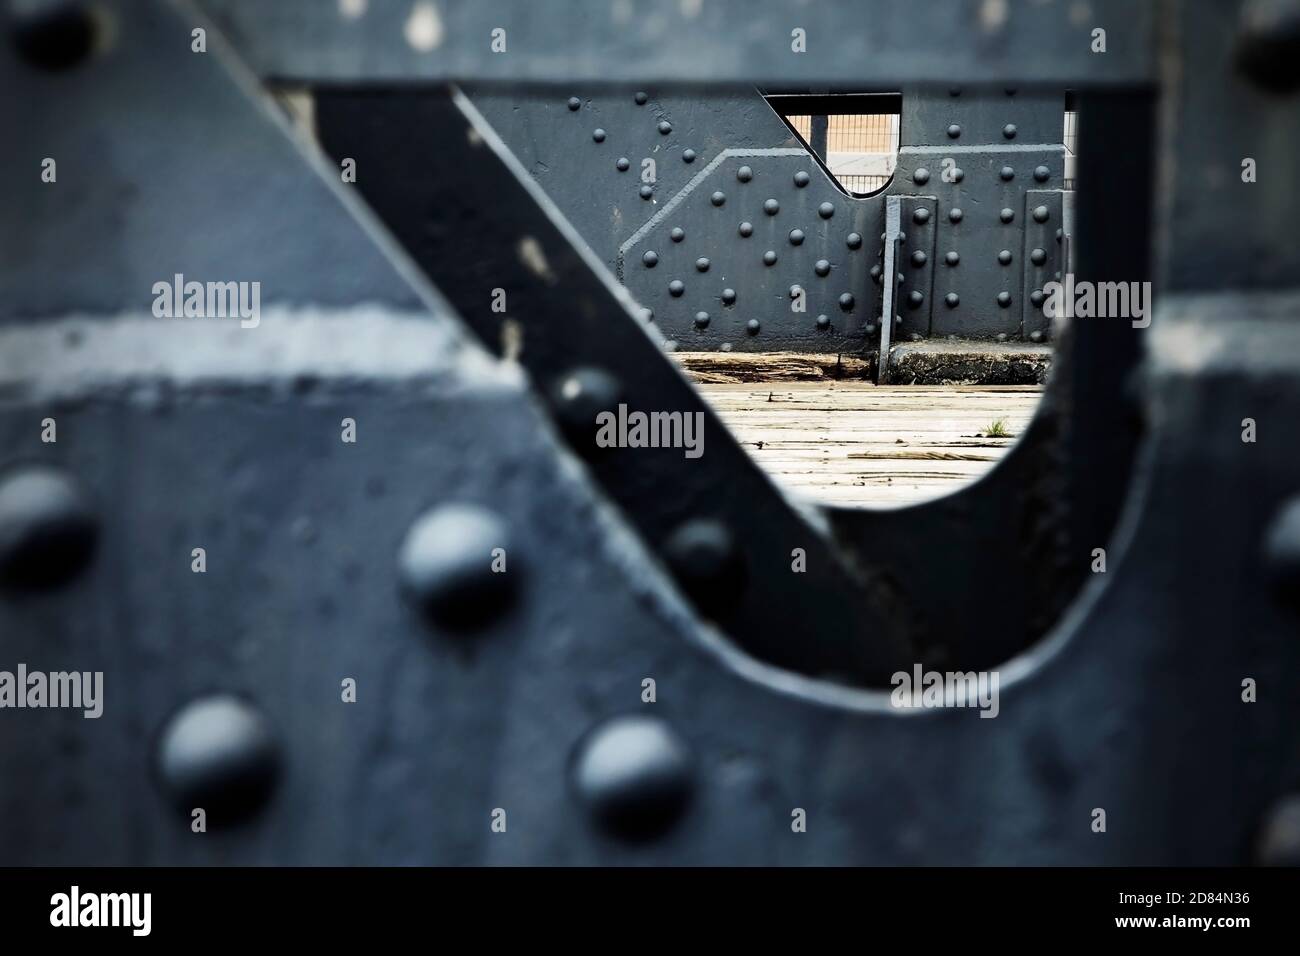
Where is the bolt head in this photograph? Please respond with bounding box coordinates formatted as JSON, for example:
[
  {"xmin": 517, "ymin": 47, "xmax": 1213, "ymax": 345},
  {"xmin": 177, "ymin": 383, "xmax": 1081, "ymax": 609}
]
[
  {"xmin": 815, "ymin": 259, "xmax": 831, "ymax": 277},
  {"xmin": 998, "ymin": 249, "xmax": 1013, "ymax": 265},
  {"xmin": 818, "ymin": 202, "xmax": 835, "ymax": 219},
  {"xmin": 736, "ymin": 165, "xmax": 753, "ymax": 182},
  {"xmin": 913, "ymin": 167, "xmax": 930, "ymax": 185},
  {"xmin": 567, "ymin": 97, "xmax": 582, "ymax": 111},
  {"xmin": 642, "ymin": 250, "xmax": 658, "ymax": 267},
  {"xmin": 695, "ymin": 256, "xmax": 710, "ymax": 272},
  {"xmin": 639, "ymin": 184, "xmax": 653, "ymax": 200},
  {"xmin": 721, "ymin": 288, "xmax": 737, "ymax": 305},
  {"xmin": 1264, "ymin": 496, "xmax": 1300, "ymax": 604},
  {"xmin": 398, "ymin": 503, "xmax": 518, "ymax": 629},
  {"xmin": 793, "ymin": 170, "xmax": 810, "ymax": 187},
  {"xmin": 1034, "ymin": 165, "xmax": 1051, "ymax": 182},
  {"xmin": 616, "ymin": 157, "xmax": 630, "ymax": 172},
  {"xmin": 947, "ymin": 124, "xmax": 961, "ymax": 138},
  {"xmin": 694, "ymin": 311, "xmax": 710, "ymax": 329},
  {"xmin": 763, "ymin": 250, "xmax": 778, "ymax": 266},
  {"xmin": 746, "ymin": 318, "xmax": 761, "ymax": 334},
  {"xmin": 817, "ymin": 314, "xmax": 831, "ymax": 329},
  {"xmin": 912, "ymin": 207, "xmax": 931, "ymax": 225},
  {"xmin": 1003, "ymin": 123, "xmax": 1018, "ymax": 139},
  {"xmin": 1000, "ymin": 208, "xmax": 1015, "ymax": 223},
  {"xmin": 0, "ymin": 464, "xmax": 97, "ymax": 591},
  {"xmin": 662, "ymin": 518, "xmax": 745, "ymax": 613},
  {"xmin": 763, "ymin": 198, "xmax": 780, "ymax": 216},
  {"xmin": 592, "ymin": 128, "xmax": 606, "ymax": 143},
  {"xmin": 945, "ymin": 293, "xmax": 960, "ymax": 308},
  {"xmin": 682, "ymin": 148, "xmax": 696, "ymax": 163},
  {"xmin": 838, "ymin": 292, "xmax": 855, "ymax": 311},
  {"xmin": 657, "ymin": 120, "xmax": 672, "ymax": 135},
  {"xmin": 997, "ymin": 291, "xmax": 1013, "ymax": 307},
  {"xmin": 634, "ymin": 91, "xmax": 648, "ymax": 105},
  {"xmin": 846, "ymin": 232, "xmax": 863, "ymax": 249},
  {"xmin": 670, "ymin": 226, "xmax": 685, "ymax": 242},
  {"xmin": 156, "ymin": 695, "xmax": 280, "ymax": 825},
  {"xmin": 738, "ymin": 221, "xmax": 754, "ymax": 237},
  {"xmin": 1033, "ymin": 204, "xmax": 1051, "ymax": 223},
  {"xmin": 945, "ymin": 251, "xmax": 960, "ymax": 266},
  {"xmin": 788, "ymin": 228, "xmax": 805, "ymax": 245},
  {"xmin": 710, "ymin": 190, "xmax": 726, "ymax": 207},
  {"xmin": 571, "ymin": 715, "xmax": 693, "ymax": 841}
]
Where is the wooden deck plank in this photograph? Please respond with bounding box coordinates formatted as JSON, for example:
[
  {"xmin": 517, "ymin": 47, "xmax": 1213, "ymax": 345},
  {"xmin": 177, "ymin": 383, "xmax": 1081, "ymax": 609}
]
[{"xmin": 697, "ymin": 381, "xmax": 1042, "ymax": 508}]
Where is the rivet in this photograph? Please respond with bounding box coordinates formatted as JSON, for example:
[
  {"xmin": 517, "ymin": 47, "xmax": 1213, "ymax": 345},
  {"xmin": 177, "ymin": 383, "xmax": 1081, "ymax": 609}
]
[
  {"xmin": 945, "ymin": 251, "xmax": 960, "ymax": 266},
  {"xmin": 710, "ymin": 190, "xmax": 726, "ymax": 207},
  {"xmin": 898, "ymin": 272, "xmax": 905, "ymax": 284},
  {"xmin": 945, "ymin": 292, "xmax": 960, "ymax": 308},
  {"xmin": 398, "ymin": 503, "xmax": 518, "ymax": 629},
  {"xmin": 640, "ymin": 184, "xmax": 654, "ymax": 200},
  {"xmin": 913, "ymin": 167, "xmax": 930, "ymax": 185},
  {"xmin": 997, "ymin": 291, "xmax": 1012, "ymax": 307},
  {"xmin": 643, "ymin": 308, "xmax": 655, "ymax": 322},
  {"xmin": 949, "ymin": 207, "xmax": 963, "ymax": 223},
  {"xmin": 788, "ymin": 229, "xmax": 805, "ymax": 246},
  {"xmin": 1234, "ymin": 4, "xmax": 1300, "ymax": 95},
  {"xmin": 694, "ymin": 311, "xmax": 710, "ymax": 329},
  {"xmin": 669, "ymin": 280, "xmax": 685, "ymax": 296},
  {"xmin": 635, "ymin": 91, "xmax": 648, "ymax": 105},
  {"xmin": 908, "ymin": 290, "xmax": 924, "ymax": 307},
  {"xmin": 571, "ymin": 714, "xmax": 693, "ymax": 840},
  {"xmin": 682, "ymin": 148, "xmax": 696, "ymax": 163},
  {"xmin": 721, "ymin": 288, "xmax": 737, "ymax": 305},
  {"xmin": 763, "ymin": 250, "xmax": 778, "ymax": 266},
  {"xmin": 1000, "ymin": 208, "xmax": 1015, "ymax": 223},
  {"xmin": 1029, "ymin": 330, "xmax": 1045, "ymax": 343},
  {"xmin": 738, "ymin": 221, "xmax": 753, "ymax": 237},
  {"xmin": 1255, "ymin": 794, "xmax": 1300, "ymax": 864},
  {"xmin": 793, "ymin": 170, "xmax": 810, "ymax": 187},
  {"xmin": 911, "ymin": 250, "xmax": 928, "ymax": 267},
  {"xmin": 912, "ymin": 207, "xmax": 931, "ymax": 225},
  {"xmin": 156, "ymin": 695, "xmax": 280, "ymax": 825},
  {"xmin": 658, "ymin": 120, "xmax": 672, "ymax": 135},
  {"xmin": 947, "ymin": 124, "xmax": 961, "ymax": 139},
  {"xmin": 1034, "ymin": 165, "xmax": 1051, "ymax": 182},
  {"xmin": 816, "ymin": 314, "xmax": 831, "ymax": 330},
  {"xmin": 12, "ymin": 1, "xmax": 100, "ymax": 72},
  {"xmin": 763, "ymin": 198, "xmax": 780, "ymax": 215},
  {"xmin": 642, "ymin": 250, "xmax": 659, "ymax": 267},
  {"xmin": 670, "ymin": 226, "xmax": 685, "ymax": 242},
  {"xmin": 592, "ymin": 128, "xmax": 606, "ymax": 143},
  {"xmin": 746, "ymin": 318, "xmax": 761, "ymax": 334},
  {"xmin": 951, "ymin": 167, "xmax": 964, "ymax": 183},
  {"xmin": 870, "ymin": 263, "xmax": 882, "ymax": 283},
  {"xmin": 1003, "ymin": 123, "xmax": 1017, "ymax": 139},
  {"xmin": 567, "ymin": 97, "xmax": 582, "ymax": 111},
  {"xmin": 864, "ymin": 322, "xmax": 878, "ymax": 335},
  {"xmin": 695, "ymin": 257, "xmax": 710, "ymax": 272},
  {"xmin": 818, "ymin": 202, "xmax": 835, "ymax": 219},
  {"xmin": 616, "ymin": 157, "xmax": 630, "ymax": 172},
  {"xmin": 1030, "ymin": 289, "xmax": 1045, "ymax": 306},
  {"xmin": 662, "ymin": 518, "xmax": 746, "ymax": 612},
  {"xmin": 1030, "ymin": 248, "xmax": 1047, "ymax": 266},
  {"xmin": 838, "ymin": 292, "xmax": 855, "ymax": 311},
  {"xmin": 1000, "ymin": 165, "xmax": 1015, "ymax": 181},
  {"xmin": 846, "ymin": 232, "xmax": 863, "ymax": 249},
  {"xmin": 998, "ymin": 249, "xmax": 1013, "ymax": 265},
  {"xmin": 1033, "ymin": 205, "xmax": 1050, "ymax": 223},
  {"xmin": 788, "ymin": 284, "xmax": 802, "ymax": 299},
  {"xmin": 1263, "ymin": 496, "xmax": 1300, "ymax": 604},
  {"xmin": 736, "ymin": 165, "xmax": 753, "ymax": 182},
  {"xmin": 0, "ymin": 464, "xmax": 97, "ymax": 591},
  {"xmin": 1056, "ymin": 228, "xmax": 1064, "ymax": 243},
  {"xmin": 814, "ymin": 259, "xmax": 831, "ymax": 277}
]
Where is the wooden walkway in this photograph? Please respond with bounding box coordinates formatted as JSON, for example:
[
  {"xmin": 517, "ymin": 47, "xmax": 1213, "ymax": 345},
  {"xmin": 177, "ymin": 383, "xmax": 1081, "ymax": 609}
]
[{"xmin": 697, "ymin": 382, "xmax": 1043, "ymax": 508}]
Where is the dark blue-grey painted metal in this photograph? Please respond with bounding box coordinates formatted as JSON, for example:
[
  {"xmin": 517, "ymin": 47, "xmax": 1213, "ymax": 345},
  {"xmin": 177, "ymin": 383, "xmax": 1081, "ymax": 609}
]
[
  {"xmin": 472, "ymin": 85, "xmax": 1069, "ymax": 348},
  {"xmin": 1, "ymin": 0, "xmax": 1298, "ymax": 868}
]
